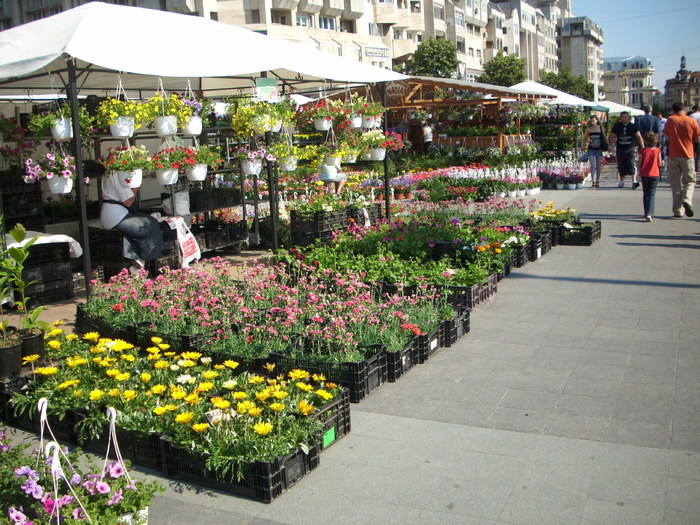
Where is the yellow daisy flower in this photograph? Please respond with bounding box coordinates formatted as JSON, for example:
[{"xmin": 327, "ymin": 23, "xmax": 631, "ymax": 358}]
[{"xmin": 252, "ymin": 421, "xmax": 273, "ymax": 436}]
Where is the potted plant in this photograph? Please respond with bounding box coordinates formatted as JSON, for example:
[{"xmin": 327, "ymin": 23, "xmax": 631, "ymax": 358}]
[
  {"xmin": 27, "ymin": 104, "xmax": 94, "ymax": 142},
  {"xmin": 96, "ymin": 98, "xmax": 151, "ymax": 138},
  {"xmin": 181, "ymin": 94, "xmax": 215, "ymax": 136},
  {"xmin": 359, "ymin": 130, "xmax": 399, "ymax": 161},
  {"xmin": 149, "ymin": 147, "xmax": 188, "ymax": 185},
  {"xmin": 100, "ymin": 145, "xmax": 151, "ymax": 188},
  {"xmin": 0, "ymin": 246, "xmax": 22, "ymax": 380},
  {"xmin": 356, "ymin": 100, "xmax": 385, "ymax": 128},
  {"xmin": 23, "ymin": 151, "xmax": 77, "ymax": 194},
  {"xmin": 301, "ymin": 99, "xmax": 344, "ymax": 131},
  {"xmin": 270, "ymin": 141, "xmax": 302, "ymax": 172},
  {"xmin": 146, "ymin": 93, "xmax": 193, "ymax": 137},
  {"xmin": 234, "ymin": 145, "xmax": 275, "ymax": 176},
  {"xmin": 179, "ymin": 145, "xmax": 224, "ymax": 181}
]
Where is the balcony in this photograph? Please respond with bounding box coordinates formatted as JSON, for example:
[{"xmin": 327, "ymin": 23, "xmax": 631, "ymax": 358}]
[
  {"xmin": 392, "ymin": 39, "xmax": 418, "ymax": 58},
  {"xmin": 272, "ymin": 0, "xmax": 300, "ymax": 9},
  {"xmin": 374, "ymin": 4, "xmax": 398, "ymax": 25},
  {"xmin": 321, "ymin": 0, "xmax": 345, "ymax": 17},
  {"xmin": 342, "ymin": 0, "xmax": 363, "ymax": 20},
  {"xmin": 298, "ymin": 0, "xmax": 323, "ymax": 14}
]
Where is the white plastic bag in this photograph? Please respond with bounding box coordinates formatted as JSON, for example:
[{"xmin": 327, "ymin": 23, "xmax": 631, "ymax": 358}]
[{"xmin": 162, "ymin": 190, "xmax": 190, "ymax": 216}]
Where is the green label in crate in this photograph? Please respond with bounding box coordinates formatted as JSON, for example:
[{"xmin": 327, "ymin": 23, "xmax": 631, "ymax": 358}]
[{"xmin": 323, "ymin": 427, "xmax": 336, "ymax": 448}]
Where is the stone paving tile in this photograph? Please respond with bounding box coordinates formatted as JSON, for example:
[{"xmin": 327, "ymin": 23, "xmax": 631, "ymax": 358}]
[
  {"xmin": 605, "ymin": 420, "xmax": 672, "ymax": 448},
  {"xmin": 588, "ymin": 469, "xmax": 669, "ymax": 506},
  {"xmin": 594, "ymin": 442, "xmax": 671, "ymax": 476},
  {"xmin": 430, "ymin": 399, "xmax": 494, "ymax": 427},
  {"xmin": 663, "ymin": 509, "xmax": 700, "ymax": 525},
  {"xmin": 580, "ymin": 500, "xmax": 665, "ymax": 525},
  {"xmin": 485, "ymin": 407, "xmax": 550, "ymax": 433},
  {"xmin": 554, "ymin": 393, "xmax": 616, "ymax": 418},
  {"xmin": 543, "ymin": 414, "xmax": 610, "ymax": 441}
]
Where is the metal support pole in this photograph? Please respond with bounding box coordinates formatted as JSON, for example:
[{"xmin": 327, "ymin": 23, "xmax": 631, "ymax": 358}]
[
  {"xmin": 67, "ymin": 58, "xmax": 92, "ymax": 297},
  {"xmin": 265, "ymin": 130, "xmax": 278, "ymax": 252},
  {"xmin": 380, "ymin": 82, "xmax": 390, "ymax": 220}
]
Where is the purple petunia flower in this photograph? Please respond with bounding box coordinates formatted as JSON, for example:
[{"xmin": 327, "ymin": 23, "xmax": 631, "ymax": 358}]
[
  {"xmin": 106, "ymin": 489, "xmax": 123, "ymax": 506},
  {"xmin": 95, "ymin": 481, "xmax": 111, "ymax": 494},
  {"xmin": 107, "ymin": 461, "xmax": 124, "ymax": 479}
]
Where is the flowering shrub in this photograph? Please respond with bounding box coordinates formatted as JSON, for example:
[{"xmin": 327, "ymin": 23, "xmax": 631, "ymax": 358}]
[
  {"xmin": 233, "ymin": 145, "xmax": 275, "ymax": 163},
  {"xmin": 23, "ymin": 152, "xmax": 77, "ymax": 183},
  {"xmin": 100, "ymin": 145, "xmax": 151, "ymax": 172},
  {"xmin": 360, "ymin": 130, "xmax": 404, "ymax": 150},
  {"xmin": 95, "ymin": 98, "xmax": 151, "ymax": 129}
]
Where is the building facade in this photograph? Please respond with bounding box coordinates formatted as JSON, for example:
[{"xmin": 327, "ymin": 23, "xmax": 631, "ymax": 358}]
[
  {"xmin": 664, "ymin": 56, "xmax": 700, "ymax": 109},
  {"xmin": 557, "ymin": 16, "xmax": 603, "ymax": 94},
  {"xmin": 602, "ymin": 56, "xmax": 657, "ymax": 109}
]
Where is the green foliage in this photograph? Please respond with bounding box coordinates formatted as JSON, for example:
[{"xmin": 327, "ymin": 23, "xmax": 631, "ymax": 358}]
[
  {"xmin": 404, "ymin": 38, "xmax": 460, "ymax": 78},
  {"xmin": 539, "ymin": 67, "xmax": 594, "ymax": 101},
  {"xmin": 478, "ymin": 52, "xmax": 527, "ymax": 87}
]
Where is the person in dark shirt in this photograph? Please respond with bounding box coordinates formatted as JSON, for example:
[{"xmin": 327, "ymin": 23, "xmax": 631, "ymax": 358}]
[
  {"xmin": 610, "ymin": 111, "xmax": 644, "ymax": 188},
  {"xmin": 635, "ymin": 105, "xmax": 660, "ymax": 135}
]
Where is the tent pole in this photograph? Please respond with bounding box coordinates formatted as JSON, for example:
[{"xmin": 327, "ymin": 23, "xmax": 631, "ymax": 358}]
[
  {"xmin": 67, "ymin": 58, "xmax": 92, "ymax": 297},
  {"xmin": 380, "ymin": 82, "xmax": 390, "ymax": 220},
  {"xmin": 265, "ymin": 130, "xmax": 278, "ymax": 252}
]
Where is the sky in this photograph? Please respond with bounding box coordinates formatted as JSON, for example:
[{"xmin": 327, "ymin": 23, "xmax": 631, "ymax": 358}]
[{"xmin": 572, "ymin": 0, "xmax": 700, "ymax": 93}]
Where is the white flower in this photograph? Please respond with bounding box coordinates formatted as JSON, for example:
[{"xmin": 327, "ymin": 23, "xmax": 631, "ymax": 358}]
[
  {"xmin": 200, "ymin": 357, "xmax": 212, "ymax": 365},
  {"xmin": 222, "ymin": 380, "xmax": 237, "ymax": 390},
  {"xmin": 169, "ymin": 364, "xmax": 180, "ymax": 372},
  {"xmin": 177, "ymin": 374, "xmax": 194, "ymax": 384}
]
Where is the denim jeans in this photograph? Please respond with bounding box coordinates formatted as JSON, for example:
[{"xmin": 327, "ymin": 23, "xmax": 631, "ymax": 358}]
[
  {"xmin": 588, "ymin": 151, "xmax": 603, "ymax": 182},
  {"xmin": 641, "ymin": 177, "xmax": 658, "ymax": 217},
  {"xmin": 114, "ymin": 212, "xmax": 165, "ymax": 262}
]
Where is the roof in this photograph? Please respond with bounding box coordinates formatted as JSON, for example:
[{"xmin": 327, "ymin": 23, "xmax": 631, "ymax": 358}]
[{"xmin": 407, "ymin": 76, "xmax": 551, "ymax": 98}]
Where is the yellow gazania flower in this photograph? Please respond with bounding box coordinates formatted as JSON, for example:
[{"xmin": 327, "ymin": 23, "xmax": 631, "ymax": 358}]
[
  {"xmin": 175, "ymin": 412, "xmax": 194, "ymax": 424},
  {"xmin": 73, "ymin": 389, "xmax": 83, "ymax": 398},
  {"xmin": 288, "ymin": 369, "xmax": 310, "ymax": 381},
  {"xmin": 121, "ymin": 390, "xmax": 137, "ymax": 401},
  {"xmin": 150, "ymin": 336, "xmax": 163, "ymax": 344},
  {"xmin": 179, "ymin": 359, "xmax": 196, "ymax": 368},
  {"xmin": 120, "ymin": 354, "xmax": 136, "ymax": 362},
  {"xmin": 58, "ymin": 379, "xmax": 80, "ymax": 390},
  {"xmin": 170, "ymin": 388, "xmax": 186, "ymax": 400},
  {"xmin": 140, "ymin": 372, "xmax": 152, "ymax": 383},
  {"xmin": 110, "ymin": 340, "xmax": 135, "ymax": 352},
  {"xmin": 162, "ymin": 349, "xmax": 174, "ymax": 355},
  {"xmin": 298, "ymin": 400, "xmax": 315, "ymax": 416},
  {"xmin": 202, "ymin": 370, "xmax": 219, "ymax": 380},
  {"xmin": 272, "ymin": 390, "xmax": 289, "ymax": 400},
  {"xmin": 269, "ymin": 402, "xmax": 285, "ymax": 412},
  {"xmin": 154, "ymin": 360, "xmax": 170, "ymax": 370},
  {"xmin": 51, "ymin": 320, "xmax": 65, "ymax": 327},
  {"xmin": 153, "ymin": 406, "xmax": 168, "ymax": 416},
  {"xmin": 89, "ymin": 390, "xmax": 105, "ymax": 401},
  {"xmin": 248, "ymin": 406, "xmax": 263, "ymax": 417},
  {"xmin": 180, "ymin": 351, "xmax": 202, "ymax": 361},
  {"xmin": 295, "ymin": 382, "xmax": 313, "ymax": 392},
  {"xmin": 105, "ymin": 369, "xmax": 120, "ymax": 378},
  {"xmin": 163, "ymin": 404, "xmax": 178, "ymax": 412},
  {"xmin": 65, "ymin": 334, "xmax": 78, "ymax": 341},
  {"xmin": 256, "ymin": 390, "xmax": 271, "ymax": 403},
  {"xmin": 66, "ymin": 356, "xmax": 88, "ymax": 367},
  {"xmin": 22, "ymin": 354, "xmax": 41, "ymax": 365},
  {"xmin": 151, "ymin": 384, "xmax": 167, "ymax": 395},
  {"xmin": 213, "ymin": 364, "xmax": 225, "ymax": 371},
  {"xmin": 210, "ymin": 397, "xmax": 231, "ymax": 410},
  {"xmin": 47, "ymin": 328, "xmax": 64, "ymax": 337},
  {"xmin": 115, "ymin": 372, "xmax": 130, "ymax": 382},
  {"xmin": 263, "ymin": 363, "xmax": 276, "ymax": 372},
  {"xmin": 35, "ymin": 366, "xmax": 59, "ymax": 376},
  {"xmin": 233, "ymin": 391, "xmax": 248, "ymax": 399},
  {"xmin": 223, "ymin": 360, "xmax": 239, "ymax": 370},
  {"xmin": 315, "ymin": 389, "xmax": 333, "ymax": 401},
  {"xmin": 248, "ymin": 375, "xmax": 265, "ymax": 385},
  {"xmin": 108, "ymin": 388, "xmax": 120, "ymax": 397},
  {"xmin": 184, "ymin": 393, "xmax": 201, "ymax": 405},
  {"xmin": 90, "ymin": 346, "xmax": 105, "ymax": 355},
  {"xmin": 253, "ymin": 421, "xmax": 273, "ymax": 436},
  {"xmin": 147, "ymin": 353, "xmax": 161, "ymax": 361},
  {"xmin": 236, "ymin": 400, "xmax": 256, "ymax": 414},
  {"xmin": 191, "ymin": 423, "xmax": 209, "ymax": 434},
  {"xmin": 312, "ymin": 373, "xmax": 326, "ymax": 382},
  {"xmin": 196, "ymin": 382, "xmax": 214, "ymax": 393},
  {"xmin": 47, "ymin": 340, "xmax": 61, "ymax": 350},
  {"xmin": 145, "ymin": 346, "xmax": 160, "ymax": 354}
]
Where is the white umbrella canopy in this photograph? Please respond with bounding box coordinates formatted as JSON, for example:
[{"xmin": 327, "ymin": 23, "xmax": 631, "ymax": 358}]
[
  {"xmin": 0, "ymin": 1, "xmax": 405, "ymax": 95},
  {"xmin": 596, "ymin": 100, "xmax": 644, "ymax": 116},
  {"xmin": 510, "ymin": 81, "xmax": 597, "ymax": 107}
]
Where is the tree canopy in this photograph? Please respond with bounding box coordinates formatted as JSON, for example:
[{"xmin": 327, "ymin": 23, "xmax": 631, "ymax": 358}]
[
  {"xmin": 539, "ymin": 68, "xmax": 595, "ymax": 101},
  {"xmin": 403, "ymin": 38, "xmax": 460, "ymax": 78},
  {"xmin": 478, "ymin": 52, "xmax": 527, "ymax": 86}
]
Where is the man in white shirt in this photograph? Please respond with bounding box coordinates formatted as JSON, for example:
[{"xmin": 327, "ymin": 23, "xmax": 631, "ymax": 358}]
[
  {"xmin": 422, "ymin": 121, "xmax": 433, "ymax": 152},
  {"xmin": 691, "ymin": 106, "xmax": 700, "ymax": 171}
]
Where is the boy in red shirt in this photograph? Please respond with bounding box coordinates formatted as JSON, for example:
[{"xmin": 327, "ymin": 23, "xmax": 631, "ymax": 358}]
[{"xmin": 637, "ymin": 132, "xmax": 662, "ymax": 221}]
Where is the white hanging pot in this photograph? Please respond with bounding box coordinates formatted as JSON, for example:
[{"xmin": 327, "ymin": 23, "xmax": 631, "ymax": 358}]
[
  {"xmin": 47, "ymin": 176, "xmax": 73, "ymax": 194},
  {"xmin": 240, "ymin": 159, "xmax": 263, "ymax": 176},
  {"xmin": 110, "ymin": 116, "xmax": 135, "ymax": 139},
  {"xmin": 270, "ymin": 119, "xmax": 283, "ymax": 133},
  {"xmin": 498, "ymin": 192, "xmax": 507, "ymax": 198},
  {"xmin": 350, "ymin": 116, "xmax": 362, "ymax": 128},
  {"xmin": 313, "ymin": 118, "xmax": 333, "ymax": 131},
  {"xmin": 567, "ymin": 183, "xmax": 577, "ymax": 190},
  {"xmin": 361, "ymin": 151, "xmax": 372, "ymax": 161},
  {"xmin": 361, "ymin": 116, "xmax": 377, "ymax": 129},
  {"xmin": 116, "ymin": 169, "xmax": 142, "ymax": 188},
  {"xmin": 279, "ymin": 156, "xmax": 298, "ymax": 172},
  {"xmin": 319, "ymin": 164, "xmax": 343, "ymax": 182},
  {"xmin": 526, "ymin": 188, "xmax": 535, "ymax": 196},
  {"xmin": 343, "ymin": 153, "xmax": 357, "ymax": 163},
  {"xmin": 155, "ymin": 168, "xmax": 179, "ymax": 185},
  {"xmin": 186, "ymin": 163, "xmax": 208, "ymax": 181},
  {"xmin": 516, "ymin": 189, "xmax": 526, "ymax": 197},
  {"xmin": 50, "ymin": 117, "xmax": 73, "ymax": 142},
  {"xmin": 556, "ymin": 183, "xmax": 565, "ymax": 190},
  {"xmin": 324, "ymin": 154, "xmax": 342, "ymax": 168},
  {"xmin": 154, "ymin": 115, "xmax": 178, "ymax": 138},
  {"xmin": 182, "ymin": 115, "xmax": 203, "ymax": 136},
  {"xmin": 507, "ymin": 190, "xmax": 518, "ymax": 198},
  {"xmin": 369, "ymin": 148, "xmax": 386, "ymax": 161},
  {"xmin": 117, "ymin": 507, "xmax": 148, "ymax": 525}
]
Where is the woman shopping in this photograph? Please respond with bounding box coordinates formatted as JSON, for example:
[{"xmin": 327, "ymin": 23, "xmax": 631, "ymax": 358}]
[{"xmin": 584, "ymin": 115, "xmax": 607, "ymax": 188}]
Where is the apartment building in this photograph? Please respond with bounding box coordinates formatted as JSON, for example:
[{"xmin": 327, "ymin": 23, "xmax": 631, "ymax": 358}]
[
  {"xmin": 558, "ymin": 16, "xmax": 603, "ymax": 94},
  {"xmin": 602, "ymin": 56, "xmax": 657, "ymax": 109},
  {"xmin": 664, "ymin": 56, "xmax": 700, "ymax": 109}
]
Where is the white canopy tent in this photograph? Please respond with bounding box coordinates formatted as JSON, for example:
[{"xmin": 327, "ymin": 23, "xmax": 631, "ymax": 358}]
[
  {"xmin": 0, "ymin": 1, "xmax": 406, "ymax": 294},
  {"xmin": 595, "ymin": 100, "xmax": 644, "ymax": 117},
  {"xmin": 510, "ymin": 81, "xmax": 598, "ymax": 108}
]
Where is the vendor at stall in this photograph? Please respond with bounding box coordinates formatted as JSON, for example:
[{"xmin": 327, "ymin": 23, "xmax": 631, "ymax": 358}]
[{"xmin": 98, "ymin": 164, "xmax": 165, "ymax": 275}]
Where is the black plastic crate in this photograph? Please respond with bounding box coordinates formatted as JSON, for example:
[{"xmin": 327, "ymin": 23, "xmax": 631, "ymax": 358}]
[
  {"xmin": 204, "ymin": 230, "xmax": 229, "ymax": 250},
  {"xmin": 558, "ymin": 221, "xmax": 602, "ymax": 246},
  {"xmin": 385, "ymin": 339, "xmax": 420, "ymax": 382},
  {"xmin": 511, "ymin": 243, "xmax": 530, "ymax": 268},
  {"xmin": 131, "ymin": 323, "xmax": 211, "ymax": 353},
  {"xmin": 417, "ymin": 323, "xmax": 446, "ymax": 363},
  {"xmin": 74, "ymin": 304, "xmax": 133, "ymax": 341},
  {"xmin": 290, "ymin": 229, "xmax": 344, "ymax": 248},
  {"xmin": 444, "ymin": 308, "xmax": 471, "ymax": 347},
  {"xmin": 228, "ymin": 221, "xmax": 248, "ymax": 242},
  {"xmin": 80, "ymin": 426, "xmax": 166, "ymax": 473},
  {"xmin": 26, "ymin": 279, "xmax": 73, "ymax": 306},
  {"xmin": 290, "ymin": 209, "xmax": 348, "ymax": 234},
  {"xmin": 25, "ymin": 243, "xmax": 71, "ymax": 267},
  {"xmin": 161, "ymin": 440, "xmax": 320, "ymax": 503},
  {"xmin": 497, "ymin": 260, "xmax": 511, "ymax": 282},
  {"xmin": 22, "ymin": 262, "xmax": 72, "ymax": 283},
  {"xmin": 445, "ymin": 274, "xmax": 497, "ymax": 310},
  {"xmin": 314, "ymin": 389, "xmax": 351, "ymax": 450}
]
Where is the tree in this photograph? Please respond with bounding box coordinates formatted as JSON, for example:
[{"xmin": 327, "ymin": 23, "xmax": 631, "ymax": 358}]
[
  {"xmin": 478, "ymin": 52, "xmax": 527, "ymax": 87},
  {"xmin": 539, "ymin": 68, "xmax": 594, "ymax": 101},
  {"xmin": 404, "ymin": 38, "xmax": 460, "ymax": 78}
]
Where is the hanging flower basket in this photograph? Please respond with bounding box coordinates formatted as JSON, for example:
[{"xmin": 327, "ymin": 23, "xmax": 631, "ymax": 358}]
[
  {"xmin": 318, "ymin": 164, "xmax": 344, "ymax": 182},
  {"xmin": 313, "ymin": 118, "xmax": 333, "ymax": 131},
  {"xmin": 182, "ymin": 115, "xmax": 203, "ymax": 136},
  {"xmin": 343, "ymin": 153, "xmax": 357, "ymax": 163},
  {"xmin": 324, "ymin": 154, "xmax": 342, "ymax": 168},
  {"xmin": 156, "ymin": 168, "xmax": 179, "ymax": 185},
  {"xmin": 369, "ymin": 148, "xmax": 386, "ymax": 161},
  {"xmin": 350, "ymin": 116, "xmax": 362, "ymax": 128},
  {"xmin": 117, "ymin": 169, "xmax": 143, "ymax": 188},
  {"xmin": 241, "ymin": 159, "xmax": 263, "ymax": 176},
  {"xmin": 186, "ymin": 164, "xmax": 208, "ymax": 182},
  {"xmin": 279, "ymin": 156, "xmax": 298, "ymax": 172},
  {"xmin": 154, "ymin": 115, "xmax": 178, "ymax": 138},
  {"xmin": 110, "ymin": 116, "xmax": 136, "ymax": 139},
  {"xmin": 361, "ymin": 116, "xmax": 378, "ymax": 129},
  {"xmin": 47, "ymin": 175, "xmax": 74, "ymax": 194},
  {"xmin": 50, "ymin": 117, "xmax": 73, "ymax": 142}
]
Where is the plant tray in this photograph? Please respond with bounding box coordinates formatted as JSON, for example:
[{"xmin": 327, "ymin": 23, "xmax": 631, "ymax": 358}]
[
  {"xmin": 26, "ymin": 278, "xmax": 74, "ymax": 306},
  {"xmin": 25, "ymin": 243, "xmax": 71, "ymax": 267},
  {"xmin": 204, "ymin": 230, "xmax": 229, "ymax": 250},
  {"xmin": 511, "ymin": 243, "xmax": 530, "ymax": 268},
  {"xmin": 497, "ymin": 260, "xmax": 511, "ymax": 282},
  {"xmin": 385, "ymin": 339, "xmax": 420, "ymax": 382},
  {"xmin": 290, "ymin": 229, "xmax": 344, "ymax": 248},
  {"xmin": 268, "ymin": 343, "xmax": 387, "ymax": 403},
  {"xmin": 228, "ymin": 221, "xmax": 248, "ymax": 242},
  {"xmin": 80, "ymin": 426, "xmax": 166, "ymax": 473},
  {"xmin": 290, "ymin": 209, "xmax": 348, "ymax": 234},
  {"xmin": 417, "ymin": 322, "xmax": 446, "ymax": 363},
  {"xmin": 558, "ymin": 221, "xmax": 602, "ymax": 246},
  {"xmin": 445, "ymin": 274, "xmax": 497, "ymax": 310},
  {"xmin": 314, "ymin": 389, "xmax": 351, "ymax": 450},
  {"xmin": 161, "ymin": 440, "xmax": 320, "ymax": 503},
  {"xmin": 74, "ymin": 304, "xmax": 133, "ymax": 341},
  {"xmin": 22, "ymin": 262, "xmax": 72, "ymax": 284},
  {"xmin": 529, "ymin": 231, "xmax": 552, "ymax": 261},
  {"xmin": 444, "ymin": 308, "xmax": 471, "ymax": 347}
]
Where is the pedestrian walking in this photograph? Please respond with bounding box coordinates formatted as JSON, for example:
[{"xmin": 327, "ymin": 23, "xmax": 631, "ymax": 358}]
[
  {"xmin": 421, "ymin": 121, "xmax": 433, "ymax": 152},
  {"xmin": 636, "ymin": 132, "xmax": 662, "ymax": 221},
  {"xmin": 690, "ymin": 106, "xmax": 700, "ymax": 171},
  {"xmin": 635, "ymin": 105, "xmax": 660, "ymax": 135},
  {"xmin": 664, "ymin": 101, "xmax": 700, "ymax": 217},
  {"xmin": 609, "ymin": 111, "xmax": 644, "ymax": 188},
  {"xmin": 584, "ymin": 115, "xmax": 607, "ymax": 188}
]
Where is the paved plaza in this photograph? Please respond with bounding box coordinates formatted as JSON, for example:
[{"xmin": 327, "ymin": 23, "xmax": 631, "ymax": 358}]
[{"xmin": 6, "ymin": 167, "xmax": 700, "ymax": 524}]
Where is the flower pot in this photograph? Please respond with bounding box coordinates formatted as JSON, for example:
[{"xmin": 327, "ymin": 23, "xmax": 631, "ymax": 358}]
[
  {"xmin": 361, "ymin": 116, "xmax": 378, "ymax": 128},
  {"xmin": 278, "ymin": 156, "xmax": 298, "ymax": 172},
  {"xmin": 343, "ymin": 154, "xmax": 357, "ymax": 163},
  {"xmin": 395, "ymin": 192, "xmax": 405, "ymax": 200},
  {"xmin": 576, "ymin": 182, "xmax": 584, "ymax": 189},
  {"xmin": 240, "ymin": 159, "xmax": 262, "ymax": 176},
  {"xmin": 567, "ymin": 183, "xmax": 577, "ymax": 190},
  {"xmin": 116, "ymin": 169, "xmax": 143, "ymax": 188},
  {"xmin": 324, "ymin": 154, "xmax": 342, "ymax": 168},
  {"xmin": 556, "ymin": 183, "xmax": 565, "ymax": 190},
  {"xmin": 117, "ymin": 508, "xmax": 148, "ymax": 525},
  {"xmin": 156, "ymin": 168, "xmax": 179, "ymax": 185},
  {"xmin": 318, "ymin": 164, "xmax": 343, "ymax": 182},
  {"xmin": 498, "ymin": 192, "xmax": 506, "ymax": 198},
  {"xmin": 376, "ymin": 193, "xmax": 384, "ymax": 201},
  {"xmin": 270, "ymin": 120, "xmax": 283, "ymax": 133},
  {"xmin": 154, "ymin": 115, "xmax": 178, "ymax": 138},
  {"xmin": 21, "ymin": 330, "xmax": 45, "ymax": 362},
  {"xmin": 526, "ymin": 188, "xmax": 536, "ymax": 196},
  {"xmin": 507, "ymin": 190, "xmax": 518, "ymax": 198},
  {"xmin": 47, "ymin": 176, "xmax": 74, "ymax": 194},
  {"xmin": 350, "ymin": 116, "xmax": 362, "ymax": 128},
  {"xmin": 50, "ymin": 117, "xmax": 73, "ymax": 142},
  {"xmin": 0, "ymin": 341, "xmax": 22, "ymax": 380},
  {"xmin": 185, "ymin": 164, "xmax": 208, "ymax": 182},
  {"xmin": 369, "ymin": 148, "xmax": 386, "ymax": 161},
  {"xmin": 516, "ymin": 189, "xmax": 526, "ymax": 197},
  {"xmin": 313, "ymin": 118, "xmax": 332, "ymax": 131},
  {"xmin": 404, "ymin": 191, "xmax": 414, "ymax": 199},
  {"xmin": 110, "ymin": 116, "xmax": 135, "ymax": 139},
  {"xmin": 182, "ymin": 115, "xmax": 203, "ymax": 136}
]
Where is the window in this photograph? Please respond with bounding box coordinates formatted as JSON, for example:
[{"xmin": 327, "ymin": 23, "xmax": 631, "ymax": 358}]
[
  {"xmin": 456, "ymin": 41, "xmax": 465, "ymax": 53},
  {"xmin": 410, "ymin": 1, "xmax": 421, "ymax": 13},
  {"xmin": 319, "ymin": 16, "xmax": 335, "ymax": 30},
  {"xmin": 377, "ymin": 0, "xmax": 394, "ymax": 3},
  {"xmin": 455, "ymin": 13, "xmax": 464, "ymax": 27},
  {"xmin": 296, "ymin": 13, "xmax": 313, "ymax": 27},
  {"xmin": 272, "ymin": 10, "xmax": 291, "ymax": 25},
  {"xmin": 468, "ymin": 47, "xmax": 474, "ymax": 57},
  {"xmin": 466, "ymin": 0, "xmax": 472, "ymax": 6},
  {"xmin": 245, "ymin": 9, "xmax": 260, "ymax": 23},
  {"xmin": 340, "ymin": 19, "xmax": 355, "ymax": 33},
  {"xmin": 434, "ymin": 4, "xmax": 444, "ymax": 20},
  {"xmin": 369, "ymin": 22, "xmax": 381, "ymax": 36},
  {"xmin": 476, "ymin": 49, "xmax": 481, "ymax": 59}
]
